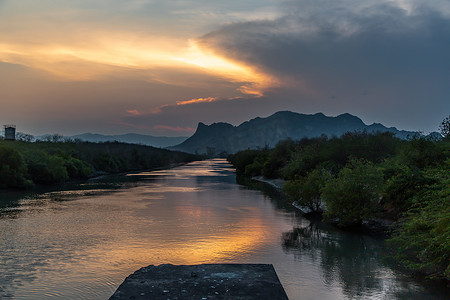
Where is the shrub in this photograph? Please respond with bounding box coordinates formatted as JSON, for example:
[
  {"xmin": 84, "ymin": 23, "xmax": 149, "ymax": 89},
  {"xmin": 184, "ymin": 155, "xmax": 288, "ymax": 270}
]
[
  {"xmin": 228, "ymin": 150, "xmax": 263, "ymax": 174},
  {"xmin": 26, "ymin": 151, "xmax": 69, "ymax": 184},
  {"xmin": 283, "ymin": 167, "xmax": 332, "ymax": 212},
  {"xmin": 322, "ymin": 158, "xmax": 383, "ymax": 226},
  {"xmin": 382, "ymin": 162, "xmax": 430, "ymax": 218},
  {"xmin": 0, "ymin": 146, "xmax": 32, "ymax": 188},
  {"xmin": 388, "ymin": 164, "xmax": 450, "ymax": 279}
]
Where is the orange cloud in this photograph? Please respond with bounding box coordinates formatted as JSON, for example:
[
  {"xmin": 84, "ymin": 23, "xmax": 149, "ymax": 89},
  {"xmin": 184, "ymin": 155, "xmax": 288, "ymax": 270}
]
[
  {"xmin": 141, "ymin": 97, "xmax": 224, "ymax": 117},
  {"xmin": 126, "ymin": 109, "xmax": 142, "ymax": 116},
  {"xmin": 176, "ymin": 97, "xmax": 218, "ymax": 106}
]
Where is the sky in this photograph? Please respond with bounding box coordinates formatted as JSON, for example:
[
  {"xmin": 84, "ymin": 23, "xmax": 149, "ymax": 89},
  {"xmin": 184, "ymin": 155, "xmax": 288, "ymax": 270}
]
[{"xmin": 0, "ymin": 0, "xmax": 449, "ymax": 137}]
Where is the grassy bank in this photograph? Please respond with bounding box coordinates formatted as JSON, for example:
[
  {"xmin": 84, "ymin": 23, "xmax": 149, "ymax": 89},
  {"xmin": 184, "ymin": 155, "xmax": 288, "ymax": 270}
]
[
  {"xmin": 228, "ymin": 132, "xmax": 449, "ymax": 281},
  {"xmin": 0, "ymin": 140, "xmax": 200, "ymax": 189}
]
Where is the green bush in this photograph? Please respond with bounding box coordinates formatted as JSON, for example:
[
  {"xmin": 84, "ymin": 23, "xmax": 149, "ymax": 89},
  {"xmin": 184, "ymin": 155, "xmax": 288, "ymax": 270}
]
[
  {"xmin": 262, "ymin": 156, "xmax": 284, "ymax": 179},
  {"xmin": 64, "ymin": 156, "xmax": 92, "ymax": 178},
  {"xmin": 26, "ymin": 151, "xmax": 69, "ymax": 184},
  {"xmin": 244, "ymin": 160, "xmax": 264, "ymax": 177},
  {"xmin": 399, "ymin": 137, "xmax": 445, "ymax": 169},
  {"xmin": 0, "ymin": 146, "xmax": 32, "ymax": 188},
  {"xmin": 321, "ymin": 158, "xmax": 383, "ymax": 226},
  {"xmin": 228, "ymin": 150, "xmax": 263, "ymax": 174},
  {"xmin": 388, "ymin": 164, "xmax": 450, "ymax": 279},
  {"xmin": 382, "ymin": 161, "xmax": 430, "ymax": 218},
  {"xmin": 283, "ymin": 167, "xmax": 332, "ymax": 212}
]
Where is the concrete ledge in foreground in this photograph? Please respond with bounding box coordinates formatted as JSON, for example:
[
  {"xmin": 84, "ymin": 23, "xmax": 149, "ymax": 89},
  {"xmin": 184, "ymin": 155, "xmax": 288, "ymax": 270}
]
[{"xmin": 109, "ymin": 263, "xmax": 289, "ymax": 300}]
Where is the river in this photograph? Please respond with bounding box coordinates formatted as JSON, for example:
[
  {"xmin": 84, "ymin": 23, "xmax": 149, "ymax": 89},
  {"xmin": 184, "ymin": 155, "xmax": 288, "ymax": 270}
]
[{"xmin": 0, "ymin": 159, "xmax": 447, "ymax": 299}]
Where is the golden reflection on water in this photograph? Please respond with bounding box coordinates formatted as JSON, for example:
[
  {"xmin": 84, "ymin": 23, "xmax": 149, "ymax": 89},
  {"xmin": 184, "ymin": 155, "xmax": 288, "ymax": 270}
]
[
  {"xmin": 76, "ymin": 188, "xmax": 270, "ymax": 268},
  {"xmin": 98, "ymin": 215, "xmax": 268, "ymax": 267},
  {"xmin": 134, "ymin": 185, "xmax": 200, "ymax": 193}
]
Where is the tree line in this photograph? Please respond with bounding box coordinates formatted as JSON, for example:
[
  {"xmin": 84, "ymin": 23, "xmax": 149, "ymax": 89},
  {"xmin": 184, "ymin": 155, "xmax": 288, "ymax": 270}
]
[
  {"xmin": 228, "ymin": 130, "xmax": 449, "ymax": 281},
  {"xmin": 0, "ymin": 140, "xmax": 200, "ymax": 188}
]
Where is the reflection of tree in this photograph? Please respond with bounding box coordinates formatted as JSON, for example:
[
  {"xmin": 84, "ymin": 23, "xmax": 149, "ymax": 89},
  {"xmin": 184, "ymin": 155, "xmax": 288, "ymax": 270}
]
[
  {"xmin": 0, "ymin": 180, "xmax": 132, "ymax": 298},
  {"xmin": 236, "ymin": 175, "xmax": 293, "ymax": 211},
  {"xmin": 282, "ymin": 222, "xmax": 389, "ymax": 299}
]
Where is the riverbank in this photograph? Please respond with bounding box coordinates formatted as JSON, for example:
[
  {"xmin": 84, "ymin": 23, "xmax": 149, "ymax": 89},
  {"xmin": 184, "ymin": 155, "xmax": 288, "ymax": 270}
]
[
  {"xmin": 251, "ymin": 176, "xmax": 285, "ymax": 190},
  {"xmin": 0, "ymin": 140, "xmax": 201, "ymax": 189},
  {"xmin": 251, "ymin": 175, "xmax": 394, "ymax": 236}
]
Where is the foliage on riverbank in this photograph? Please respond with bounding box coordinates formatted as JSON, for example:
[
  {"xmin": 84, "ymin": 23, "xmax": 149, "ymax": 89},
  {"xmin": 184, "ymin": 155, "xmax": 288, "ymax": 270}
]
[
  {"xmin": 228, "ymin": 132, "xmax": 450, "ymax": 280},
  {"xmin": 0, "ymin": 140, "xmax": 200, "ymax": 189}
]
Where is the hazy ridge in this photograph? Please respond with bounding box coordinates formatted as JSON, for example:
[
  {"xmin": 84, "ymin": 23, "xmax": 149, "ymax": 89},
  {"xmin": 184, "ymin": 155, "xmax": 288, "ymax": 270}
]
[{"xmin": 169, "ymin": 111, "xmax": 424, "ymax": 155}]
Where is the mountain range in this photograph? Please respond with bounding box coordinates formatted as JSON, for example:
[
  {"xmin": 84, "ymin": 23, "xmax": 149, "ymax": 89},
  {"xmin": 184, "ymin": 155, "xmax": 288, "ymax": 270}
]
[{"xmin": 169, "ymin": 111, "xmax": 421, "ymax": 155}]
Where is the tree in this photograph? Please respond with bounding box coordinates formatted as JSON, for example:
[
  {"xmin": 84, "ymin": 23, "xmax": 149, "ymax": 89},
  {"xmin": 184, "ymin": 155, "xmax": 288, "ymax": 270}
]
[
  {"xmin": 283, "ymin": 167, "xmax": 332, "ymax": 213},
  {"xmin": 382, "ymin": 163, "xmax": 427, "ymax": 218},
  {"xmin": 51, "ymin": 133, "xmax": 64, "ymax": 143},
  {"xmin": 321, "ymin": 158, "xmax": 383, "ymax": 226},
  {"xmin": 439, "ymin": 115, "xmax": 450, "ymax": 138},
  {"xmin": 16, "ymin": 132, "xmax": 35, "ymax": 142},
  {"xmin": 0, "ymin": 147, "xmax": 32, "ymax": 188},
  {"xmin": 388, "ymin": 165, "xmax": 450, "ymax": 279}
]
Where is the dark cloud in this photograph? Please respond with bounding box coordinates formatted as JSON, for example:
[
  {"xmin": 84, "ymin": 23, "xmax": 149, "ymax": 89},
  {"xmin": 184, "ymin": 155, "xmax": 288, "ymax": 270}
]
[
  {"xmin": 200, "ymin": 2, "xmax": 450, "ymax": 84},
  {"xmin": 194, "ymin": 0, "xmax": 450, "ymax": 132}
]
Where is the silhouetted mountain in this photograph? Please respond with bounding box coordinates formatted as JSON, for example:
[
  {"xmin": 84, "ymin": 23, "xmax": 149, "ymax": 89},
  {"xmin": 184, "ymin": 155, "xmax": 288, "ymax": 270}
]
[
  {"xmin": 169, "ymin": 111, "xmax": 419, "ymax": 155},
  {"xmin": 69, "ymin": 133, "xmax": 187, "ymax": 148}
]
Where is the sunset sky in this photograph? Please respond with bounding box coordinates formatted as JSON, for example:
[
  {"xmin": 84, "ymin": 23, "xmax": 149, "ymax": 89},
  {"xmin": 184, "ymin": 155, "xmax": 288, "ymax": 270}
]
[{"xmin": 1, "ymin": 0, "xmax": 449, "ymax": 136}]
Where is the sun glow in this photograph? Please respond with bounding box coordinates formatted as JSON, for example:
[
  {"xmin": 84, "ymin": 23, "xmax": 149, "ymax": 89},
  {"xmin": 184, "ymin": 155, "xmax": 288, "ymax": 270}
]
[
  {"xmin": 173, "ymin": 41, "xmax": 250, "ymax": 74},
  {"xmin": 172, "ymin": 40, "xmax": 277, "ymax": 96}
]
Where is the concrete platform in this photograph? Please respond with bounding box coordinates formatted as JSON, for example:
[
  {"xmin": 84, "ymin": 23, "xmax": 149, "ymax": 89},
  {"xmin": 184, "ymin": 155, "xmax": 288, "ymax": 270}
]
[{"xmin": 109, "ymin": 264, "xmax": 289, "ymax": 300}]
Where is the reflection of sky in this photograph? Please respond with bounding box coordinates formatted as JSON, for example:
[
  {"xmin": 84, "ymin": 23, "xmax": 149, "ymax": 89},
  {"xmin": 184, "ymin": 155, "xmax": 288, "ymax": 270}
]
[{"xmin": 127, "ymin": 159, "xmax": 234, "ymax": 178}]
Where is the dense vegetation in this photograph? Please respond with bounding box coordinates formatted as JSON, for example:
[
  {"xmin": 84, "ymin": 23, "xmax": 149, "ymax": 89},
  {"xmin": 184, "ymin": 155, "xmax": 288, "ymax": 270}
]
[
  {"xmin": 0, "ymin": 140, "xmax": 200, "ymax": 188},
  {"xmin": 228, "ymin": 131, "xmax": 449, "ymax": 280}
]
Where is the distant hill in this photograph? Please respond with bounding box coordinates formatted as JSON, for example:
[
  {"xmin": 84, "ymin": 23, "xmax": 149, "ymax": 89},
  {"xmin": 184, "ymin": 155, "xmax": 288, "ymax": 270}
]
[
  {"xmin": 69, "ymin": 133, "xmax": 188, "ymax": 148},
  {"xmin": 169, "ymin": 111, "xmax": 420, "ymax": 155}
]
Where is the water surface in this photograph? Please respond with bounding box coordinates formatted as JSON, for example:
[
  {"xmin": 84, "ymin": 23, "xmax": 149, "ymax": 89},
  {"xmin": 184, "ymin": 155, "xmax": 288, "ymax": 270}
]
[{"xmin": 0, "ymin": 159, "xmax": 447, "ymax": 299}]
